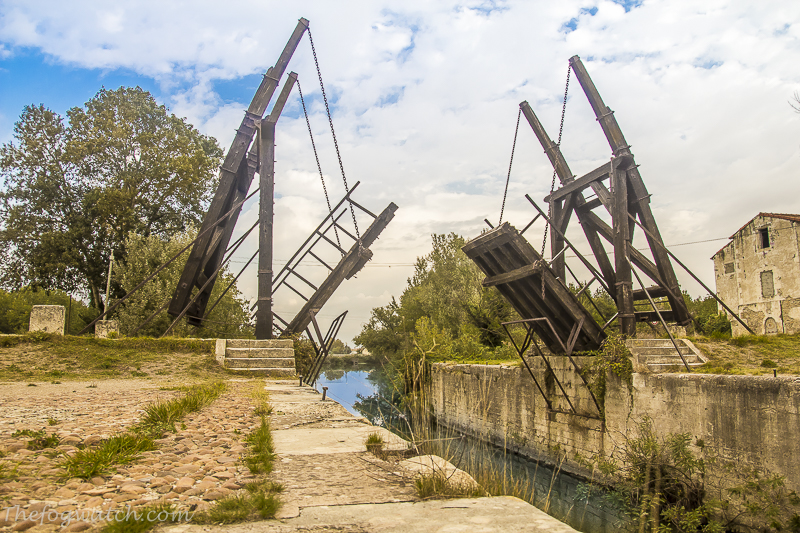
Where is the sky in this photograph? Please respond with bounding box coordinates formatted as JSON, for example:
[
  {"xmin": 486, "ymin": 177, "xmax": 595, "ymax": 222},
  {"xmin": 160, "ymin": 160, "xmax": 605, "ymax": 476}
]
[{"xmin": 1, "ymin": 0, "xmax": 799, "ymax": 344}]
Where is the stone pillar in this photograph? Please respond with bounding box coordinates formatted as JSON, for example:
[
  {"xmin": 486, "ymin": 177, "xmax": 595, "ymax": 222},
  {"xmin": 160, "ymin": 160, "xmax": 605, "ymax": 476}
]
[
  {"xmin": 95, "ymin": 320, "xmax": 119, "ymax": 339},
  {"xmin": 29, "ymin": 305, "xmax": 65, "ymax": 335}
]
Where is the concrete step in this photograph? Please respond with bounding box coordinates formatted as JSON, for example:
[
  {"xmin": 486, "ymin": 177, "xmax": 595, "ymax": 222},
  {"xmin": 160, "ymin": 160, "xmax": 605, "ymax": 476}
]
[
  {"xmin": 225, "ymin": 357, "xmax": 296, "ymax": 369},
  {"xmin": 226, "ymin": 367, "xmax": 296, "ymax": 377},
  {"xmin": 225, "ymin": 347, "xmax": 295, "ymax": 359},
  {"xmin": 641, "ymin": 354, "xmax": 701, "ymax": 364},
  {"xmin": 631, "ymin": 346, "xmax": 695, "ymax": 356},
  {"xmin": 225, "ymin": 339, "xmax": 293, "ymax": 349},
  {"xmin": 627, "ymin": 339, "xmax": 688, "ymax": 348},
  {"xmin": 647, "ymin": 362, "xmax": 704, "ymax": 372}
]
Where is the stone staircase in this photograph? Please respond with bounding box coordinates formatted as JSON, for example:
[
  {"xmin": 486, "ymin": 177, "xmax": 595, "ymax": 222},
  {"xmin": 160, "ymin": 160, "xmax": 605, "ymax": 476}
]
[
  {"xmin": 214, "ymin": 339, "xmax": 296, "ymax": 377},
  {"xmin": 626, "ymin": 338, "xmax": 707, "ymax": 372}
]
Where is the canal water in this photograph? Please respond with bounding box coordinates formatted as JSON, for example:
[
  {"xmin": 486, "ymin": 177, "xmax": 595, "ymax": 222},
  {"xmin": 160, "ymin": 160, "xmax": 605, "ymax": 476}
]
[{"xmin": 314, "ymin": 367, "xmax": 626, "ymax": 533}]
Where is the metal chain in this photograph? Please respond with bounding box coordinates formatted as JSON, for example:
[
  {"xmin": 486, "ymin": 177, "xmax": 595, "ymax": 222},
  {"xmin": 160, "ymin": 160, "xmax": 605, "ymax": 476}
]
[
  {"xmin": 540, "ymin": 63, "xmax": 571, "ymax": 298},
  {"xmin": 297, "ymin": 79, "xmax": 342, "ymax": 251},
  {"xmin": 307, "ymin": 28, "xmax": 360, "ymax": 241},
  {"xmin": 499, "ymin": 108, "xmax": 522, "ymax": 226}
]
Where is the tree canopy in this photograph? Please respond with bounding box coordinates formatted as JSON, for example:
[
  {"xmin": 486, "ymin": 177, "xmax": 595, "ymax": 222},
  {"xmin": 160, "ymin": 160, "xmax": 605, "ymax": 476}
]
[
  {"xmin": 0, "ymin": 87, "xmax": 222, "ymax": 309},
  {"xmin": 355, "ymin": 233, "xmax": 518, "ymax": 362},
  {"xmin": 114, "ymin": 231, "xmax": 251, "ymax": 338}
]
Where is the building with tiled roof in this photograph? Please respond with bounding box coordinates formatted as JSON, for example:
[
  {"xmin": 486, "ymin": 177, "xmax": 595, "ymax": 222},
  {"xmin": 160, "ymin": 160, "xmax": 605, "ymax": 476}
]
[{"xmin": 712, "ymin": 213, "xmax": 800, "ymax": 336}]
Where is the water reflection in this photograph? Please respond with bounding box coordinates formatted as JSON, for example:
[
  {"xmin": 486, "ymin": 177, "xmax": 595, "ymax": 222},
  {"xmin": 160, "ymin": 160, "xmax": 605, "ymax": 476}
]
[{"xmin": 314, "ymin": 367, "xmax": 623, "ymax": 533}]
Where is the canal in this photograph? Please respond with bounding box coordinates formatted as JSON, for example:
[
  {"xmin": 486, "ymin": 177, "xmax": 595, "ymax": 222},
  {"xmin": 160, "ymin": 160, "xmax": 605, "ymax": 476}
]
[{"xmin": 314, "ymin": 365, "xmax": 625, "ymax": 533}]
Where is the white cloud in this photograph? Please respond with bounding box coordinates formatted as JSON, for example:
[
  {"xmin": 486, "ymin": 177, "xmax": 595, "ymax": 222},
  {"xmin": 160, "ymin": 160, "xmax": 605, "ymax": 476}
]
[{"xmin": 2, "ymin": 0, "xmax": 800, "ymax": 341}]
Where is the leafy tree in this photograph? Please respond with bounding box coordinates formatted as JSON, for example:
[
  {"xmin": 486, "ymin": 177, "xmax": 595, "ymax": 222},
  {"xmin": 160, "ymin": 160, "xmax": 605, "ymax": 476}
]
[
  {"xmin": 113, "ymin": 232, "xmax": 251, "ymax": 338},
  {"xmin": 0, "ymin": 87, "xmax": 222, "ymax": 310},
  {"xmin": 0, "ymin": 288, "xmax": 96, "ymax": 334},
  {"xmin": 329, "ymin": 339, "xmax": 352, "ymax": 354},
  {"xmin": 355, "ymin": 233, "xmax": 517, "ymax": 362}
]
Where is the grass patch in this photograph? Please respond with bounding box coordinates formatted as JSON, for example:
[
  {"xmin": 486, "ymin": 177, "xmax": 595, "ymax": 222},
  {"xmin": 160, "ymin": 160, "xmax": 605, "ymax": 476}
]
[
  {"xmin": 102, "ymin": 502, "xmax": 193, "ymax": 532},
  {"xmin": 193, "ymin": 479, "xmax": 284, "ymax": 524},
  {"xmin": 0, "ymin": 334, "xmax": 220, "ymax": 382},
  {"xmin": 136, "ymin": 381, "xmax": 226, "ymax": 434},
  {"xmin": 688, "ymin": 332, "xmax": 800, "ymax": 375},
  {"xmin": 365, "ymin": 432, "xmax": 385, "ymax": 457},
  {"xmin": 415, "ymin": 471, "xmax": 485, "ymax": 499},
  {"xmin": 62, "ymin": 381, "xmax": 226, "ymax": 479},
  {"xmin": 243, "ymin": 416, "xmax": 275, "ymax": 475},
  {"xmin": 61, "ymin": 432, "xmax": 155, "ymax": 479},
  {"xmin": 11, "ymin": 429, "xmax": 60, "ymax": 450}
]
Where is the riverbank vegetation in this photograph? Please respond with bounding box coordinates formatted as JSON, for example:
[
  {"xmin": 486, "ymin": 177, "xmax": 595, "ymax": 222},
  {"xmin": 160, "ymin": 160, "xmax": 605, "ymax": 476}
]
[
  {"xmin": 355, "ymin": 233, "xmax": 743, "ymax": 378},
  {"xmin": 580, "ymin": 418, "xmax": 800, "ymax": 532}
]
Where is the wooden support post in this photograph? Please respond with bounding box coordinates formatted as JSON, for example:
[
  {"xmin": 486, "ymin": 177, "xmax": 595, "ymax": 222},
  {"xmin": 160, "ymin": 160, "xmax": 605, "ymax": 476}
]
[
  {"xmin": 550, "ymin": 199, "xmax": 566, "ymax": 280},
  {"xmin": 568, "ymin": 55, "xmax": 691, "ymax": 326},
  {"xmin": 169, "ymin": 19, "xmax": 308, "ymax": 322},
  {"xmin": 256, "ymin": 119, "xmax": 276, "ymax": 339},
  {"xmin": 520, "ymin": 101, "xmax": 618, "ymax": 301},
  {"xmin": 254, "ymin": 72, "xmax": 297, "ymax": 339},
  {"xmin": 612, "ymin": 160, "xmax": 635, "ymax": 336}
]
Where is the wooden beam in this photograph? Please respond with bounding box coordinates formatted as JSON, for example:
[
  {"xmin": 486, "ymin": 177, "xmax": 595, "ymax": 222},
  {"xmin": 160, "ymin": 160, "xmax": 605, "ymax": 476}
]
[
  {"xmin": 482, "ymin": 263, "xmax": 541, "ymax": 287},
  {"xmin": 545, "ymin": 155, "xmax": 632, "ymax": 204},
  {"xmin": 520, "ymin": 101, "xmax": 618, "ymax": 300},
  {"xmin": 283, "ymin": 203, "xmax": 398, "ymax": 335},
  {"xmin": 170, "ymin": 19, "xmax": 309, "ymax": 320},
  {"xmin": 569, "ymin": 55, "xmax": 691, "ymax": 326}
]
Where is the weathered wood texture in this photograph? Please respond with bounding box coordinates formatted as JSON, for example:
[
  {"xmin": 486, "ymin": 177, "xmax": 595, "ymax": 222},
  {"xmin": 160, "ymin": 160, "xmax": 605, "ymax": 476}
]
[
  {"xmin": 283, "ymin": 202, "xmax": 398, "ymax": 335},
  {"xmin": 462, "ymin": 223, "xmax": 604, "ymax": 353},
  {"xmin": 568, "ymin": 55, "xmax": 690, "ymax": 326},
  {"xmin": 169, "ymin": 18, "xmax": 309, "ymax": 325}
]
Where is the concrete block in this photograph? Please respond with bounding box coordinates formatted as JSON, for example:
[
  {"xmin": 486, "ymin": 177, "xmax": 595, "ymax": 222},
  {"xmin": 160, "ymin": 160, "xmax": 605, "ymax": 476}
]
[
  {"xmin": 29, "ymin": 305, "xmax": 65, "ymax": 335},
  {"xmin": 95, "ymin": 320, "xmax": 118, "ymax": 338},
  {"xmin": 215, "ymin": 339, "xmax": 227, "ymax": 364}
]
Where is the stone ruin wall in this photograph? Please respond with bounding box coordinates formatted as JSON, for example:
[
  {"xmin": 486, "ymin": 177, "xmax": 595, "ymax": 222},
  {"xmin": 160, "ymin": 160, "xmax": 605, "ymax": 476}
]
[{"xmin": 430, "ymin": 360, "xmax": 800, "ymax": 492}]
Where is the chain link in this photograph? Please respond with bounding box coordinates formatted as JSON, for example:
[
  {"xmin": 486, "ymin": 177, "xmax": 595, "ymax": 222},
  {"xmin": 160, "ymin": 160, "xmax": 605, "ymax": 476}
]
[
  {"xmin": 297, "ymin": 79, "xmax": 342, "ymax": 251},
  {"xmin": 499, "ymin": 108, "xmax": 522, "ymax": 226},
  {"xmin": 540, "ymin": 63, "xmax": 571, "ymax": 298},
  {"xmin": 307, "ymin": 28, "xmax": 360, "ymax": 241}
]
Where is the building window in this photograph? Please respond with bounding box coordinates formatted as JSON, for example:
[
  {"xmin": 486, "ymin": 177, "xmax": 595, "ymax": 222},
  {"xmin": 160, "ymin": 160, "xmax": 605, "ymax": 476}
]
[
  {"xmin": 761, "ymin": 270, "xmax": 774, "ymax": 298},
  {"xmin": 759, "ymin": 228, "xmax": 770, "ymax": 249},
  {"xmin": 724, "ymin": 262, "xmax": 735, "ymax": 274}
]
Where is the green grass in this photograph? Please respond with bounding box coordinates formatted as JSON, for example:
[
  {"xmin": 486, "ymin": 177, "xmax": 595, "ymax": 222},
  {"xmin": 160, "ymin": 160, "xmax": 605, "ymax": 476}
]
[
  {"xmin": 136, "ymin": 381, "xmax": 226, "ymax": 434},
  {"xmin": 10, "ymin": 429, "xmax": 60, "ymax": 450},
  {"xmin": 62, "ymin": 381, "xmax": 226, "ymax": 479},
  {"xmin": 0, "ymin": 333, "xmax": 214, "ymax": 352},
  {"xmin": 61, "ymin": 433, "xmax": 155, "ymax": 479},
  {"xmin": 193, "ymin": 479, "xmax": 284, "ymax": 524},
  {"xmin": 415, "ymin": 471, "xmax": 485, "ymax": 499},
  {"xmin": 689, "ymin": 332, "xmax": 800, "ymax": 375},
  {"xmin": 243, "ymin": 416, "xmax": 275, "ymax": 475},
  {"xmin": 365, "ymin": 432, "xmax": 385, "ymax": 456},
  {"xmin": 102, "ymin": 502, "xmax": 192, "ymax": 532},
  {"xmin": 0, "ymin": 334, "xmax": 226, "ymax": 381},
  {"xmin": 61, "ymin": 432, "xmax": 155, "ymax": 479}
]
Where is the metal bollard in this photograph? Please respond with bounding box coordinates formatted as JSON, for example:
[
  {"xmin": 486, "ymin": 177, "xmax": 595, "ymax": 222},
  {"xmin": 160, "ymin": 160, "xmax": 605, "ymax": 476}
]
[
  {"xmin": 774, "ymin": 369, "xmax": 777, "ymax": 378},
  {"xmin": 322, "ymin": 386, "xmax": 328, "ymax": 401}
]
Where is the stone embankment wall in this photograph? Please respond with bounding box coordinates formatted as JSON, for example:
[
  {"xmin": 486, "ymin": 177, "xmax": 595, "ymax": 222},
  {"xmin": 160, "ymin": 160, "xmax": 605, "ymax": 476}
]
[{"xmin": 430, "ymin": 359, "xmax": 800, "ymax": 489}]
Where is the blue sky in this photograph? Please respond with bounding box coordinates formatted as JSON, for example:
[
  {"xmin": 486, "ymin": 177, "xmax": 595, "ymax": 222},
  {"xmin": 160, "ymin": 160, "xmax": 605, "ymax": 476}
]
[{"xmin": 2, "ymin": 0, "xmax": 799, "ymax": 341}]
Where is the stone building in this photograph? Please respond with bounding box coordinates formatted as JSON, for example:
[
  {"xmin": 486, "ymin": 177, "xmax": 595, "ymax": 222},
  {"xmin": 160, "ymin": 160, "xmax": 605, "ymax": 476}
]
[{"xmin": 713, "ymin": 213, "xmax": 800, "ymax": 336}]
